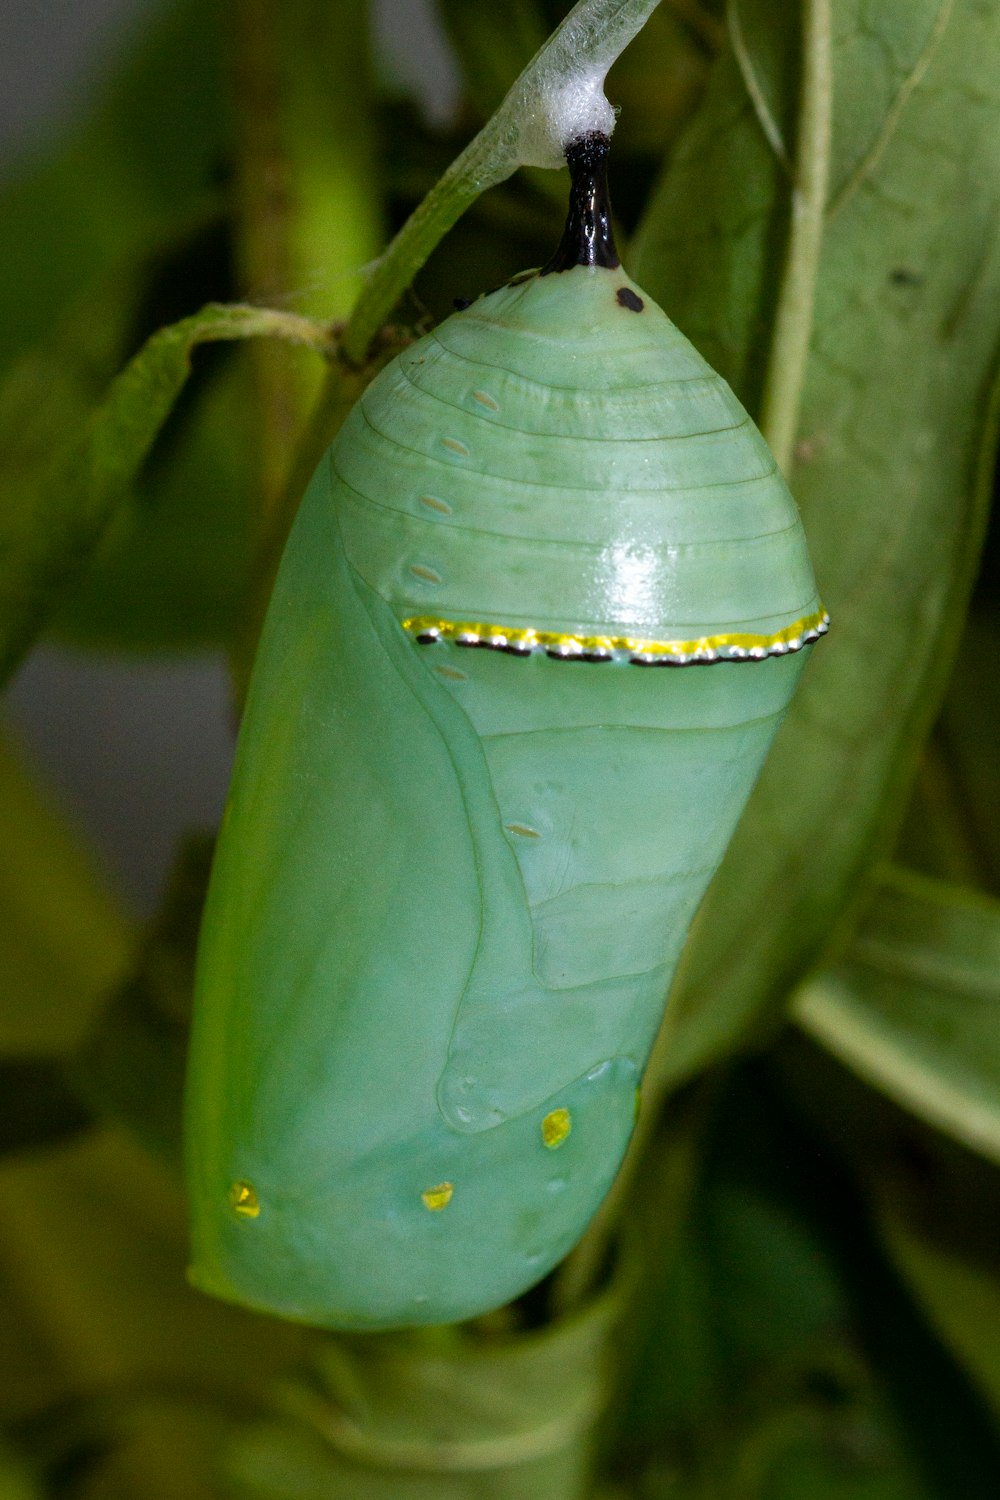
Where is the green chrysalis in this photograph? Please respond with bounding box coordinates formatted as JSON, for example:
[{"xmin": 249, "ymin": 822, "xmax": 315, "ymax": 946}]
[{"xmin": 185, "ymin": 135, "xmax": 825, "ymax": 1330}]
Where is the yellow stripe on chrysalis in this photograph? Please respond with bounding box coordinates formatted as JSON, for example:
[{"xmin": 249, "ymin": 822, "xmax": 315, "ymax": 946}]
[{"xmin": 402, "ymin": 606, "xmax": 829, "ymax": 664}]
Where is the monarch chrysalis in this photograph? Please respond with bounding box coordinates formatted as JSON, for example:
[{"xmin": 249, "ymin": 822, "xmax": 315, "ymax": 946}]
[{"xmin": 185, "ymin": 134, "xmax": 825, "ymax": 1330}]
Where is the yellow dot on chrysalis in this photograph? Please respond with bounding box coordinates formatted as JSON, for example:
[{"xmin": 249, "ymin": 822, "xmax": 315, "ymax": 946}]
[
  {"xmin": 421, "ymin": 1181, "xmax": 454, "ymax": 1211},
  {"xmin": 542, "ymin": 1108, "xmax": 572, "ymax": 1149},
  {"xmin": 229, "ymin": 1180, "xmax": 260, "ymax": 1218}
]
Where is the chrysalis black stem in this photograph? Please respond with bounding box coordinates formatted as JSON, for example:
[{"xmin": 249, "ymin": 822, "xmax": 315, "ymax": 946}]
[{"xmin": 541, "ymin": 133, "xmax": 620, "ymax": 275}]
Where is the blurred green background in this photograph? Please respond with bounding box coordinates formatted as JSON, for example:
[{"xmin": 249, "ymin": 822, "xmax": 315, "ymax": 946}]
[{"xmin": 3, "ymin": 0, "xmax": 1000, "ymax": 1495}]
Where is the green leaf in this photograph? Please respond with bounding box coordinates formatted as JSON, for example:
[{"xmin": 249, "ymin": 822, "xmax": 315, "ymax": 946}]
[
  {"xmin": 0, "ymin": 0, "xmax": 231, "ymax": 372},
  {"xmin": 51, "ymin": 353, "xmax": 259, "ymax": 651},
  {"xmin": 0, "ymin": 1, "xmax": 385, "ymax": 657},
  {"xmin": 0, "ymin": 734, "xmax": 130, "ymax": 1056},
  {"xmin": 0, "ymin": 1439, "xmax": 39, "ymax": 1500},
  {"xmin": 0, "ymin": 270, "xmax": 252, "ymax": 653},
  {"xmin": 222, "ymin": 1268, "xmax": 626, "ymax": 1500},
  {"xmin": 0, "ymin": 1060, "xmax": 93, "ymax": 1158},
  {"xmin": 878, "ymin": 1197, "xmax": 1000, "ymax": 1427},
  {"xmin": 891, "ymin": 604, "xmax": 1000, "ymax": 893},
  {"xmin": 605, "ymin": 1, "xmax": 718, "ymax": 162},
  {"xmin": 0, "ymin": 302, "xmax": 334, "ymax": 686},
  {"xmin": 0, "ymin": 281, "xmax": 140, "ymax": 500},
  {"xmin": 612, "ymin": 1059, "xmax": 1000, "ymax": 1498},
  {"xmin": 73, "ymin": 837, "xmax": 215, "ymax": 1163},
  {"xmin": 774, "ymin": 1034, "xmax": 1000, "ymax": 1445},
  {"xmin": 437, "ymin": 0, "xmax": 549, "ymax": 118},
  {"xmin": 933, "ymin": 606, "xmax": 1000, "ymax": 893},
  {"xmin": 794, "ymin": 867, "xmax": 1000, "ymax": 1166},
  {"xmin": 634, "ymin": 0, "xmax": 1000, "ymax": 1096},
  {"xmin": 0, "ymin": 1126, "xmax": 307, "ymax": 1484},
  {"xmin": 825, "ymin": 0, "xmax": 958, "ymax": 217},
  {"xmin": 892, "ymin": 736, "xmax": 987, "ymax": 892}
]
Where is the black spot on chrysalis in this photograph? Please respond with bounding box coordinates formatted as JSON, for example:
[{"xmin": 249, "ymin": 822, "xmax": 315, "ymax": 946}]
[{"xmin": 616, "ymin": 287, "xmax": 644, "ymax": 312}]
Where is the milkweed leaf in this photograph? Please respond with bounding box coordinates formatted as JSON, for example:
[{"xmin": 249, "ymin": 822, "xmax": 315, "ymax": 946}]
[
  {"xmin": 0, "ymin": 1061, "xmax": 94, "ymax": 1158},
  {"xmin": 795, "ymin": 867, "xmax": 1000, "ymax": 1166},
  {"xmin": 0, "ymin": 304, "xmax": 334, "ymax": 687},
  {"xmin": 634, "ymin": 0, "xmax": 1000, "ymax": 1098},
  {"xmin": 0, "ymin": 734, "xmax": 130, "ymax": 1055},
  {"xmin": 0, "ymin": 0, "xmax": 230, "ymax": 371},
  {"xmin": 223, "ymin": 1272, "xmax": 625, "ymax": 1500},
  {"xmin": 775, "ymin": 1034, "xmax": 1000, "ymax": 1448},
  {"xmin": 72, "ymin": 837, "xmax": 214, "ymax": 1164},
  {"xmin": 878, "ymin": 1191, "xmax": 1000, "ymax": 1426}
]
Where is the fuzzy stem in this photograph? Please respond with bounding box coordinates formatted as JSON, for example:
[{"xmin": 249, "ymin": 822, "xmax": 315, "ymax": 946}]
[
  {"xmin": 340, "ymin": 0, "xmax": 662, "ymax": 365},
  {"xmin": 757, "ymin": 0, "xmax": 833, "ymax": 472}
]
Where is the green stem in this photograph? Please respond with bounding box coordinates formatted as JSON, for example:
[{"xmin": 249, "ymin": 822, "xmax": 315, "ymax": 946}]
[
  {"xmin": 340, "ymin": 0, "xmax": 664, "ymax": 365},
  {"xmin": 232, "ymin": 0, "xmax": 304, "ymax": 519},
  {"xmin": 757, "ymin": 0, "xmax": 833, "ymax": 472},
  {"xmin": 0, "ymin": 303, "xmax": 334, "ymax": 689},
  {"xmin": 340, "ymin": 168, "xmax": 487, "ymax": 367},
  {"xmin": 227, "ymin": 343, "xmax": 400, "ymax": 708}
]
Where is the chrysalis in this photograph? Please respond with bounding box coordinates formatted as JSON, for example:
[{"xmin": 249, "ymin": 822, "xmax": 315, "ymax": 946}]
[{"xmin": 185, "ymin": 134, "xmax": 826, "ymax": 1330}]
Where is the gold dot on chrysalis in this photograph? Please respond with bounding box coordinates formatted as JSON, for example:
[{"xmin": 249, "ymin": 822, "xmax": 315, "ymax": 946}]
[
  {"xmin": 421, "ymin": 1181, "xmax": 454, "ymax": 1211},
  {"xmin": 229, "ymin": 1180, "xmax": 260, "ymax": 1218},
  {"xmin": 541, "ymin": 1108, "xmax": 572, "ymax": 1149}
]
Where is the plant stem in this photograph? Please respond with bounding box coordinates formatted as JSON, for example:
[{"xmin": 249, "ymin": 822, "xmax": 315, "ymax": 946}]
[
  {"xmin": 340, "ymin": 170, "xmax": 485, "ymax": 368},
  {"xmin": 0, "ymin": 304, "xmax": 335, "ymax": 688},
  {"xmin": 757, "ymin": 0, "xmax": 833, "ymax": 472},
  {"xmin": 227, "ymin": 345, "xmax": 398, "ymax": 709},
  {"xmin": 340, "ymin": 0, "xmax": 664, "ymax": 365},
  {"xmin": 232, "ymin": 0, "xmax": 305, "ymax": 519}
]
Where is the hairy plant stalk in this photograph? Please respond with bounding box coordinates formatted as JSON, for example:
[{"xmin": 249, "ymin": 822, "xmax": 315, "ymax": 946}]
[
  {"xmin": 340, "ymin": 0, "xmax": 663, "ymax": 364},
  {"xmin": 757, "ymin": 0, "xmax": 833, "ymax": 472}
]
